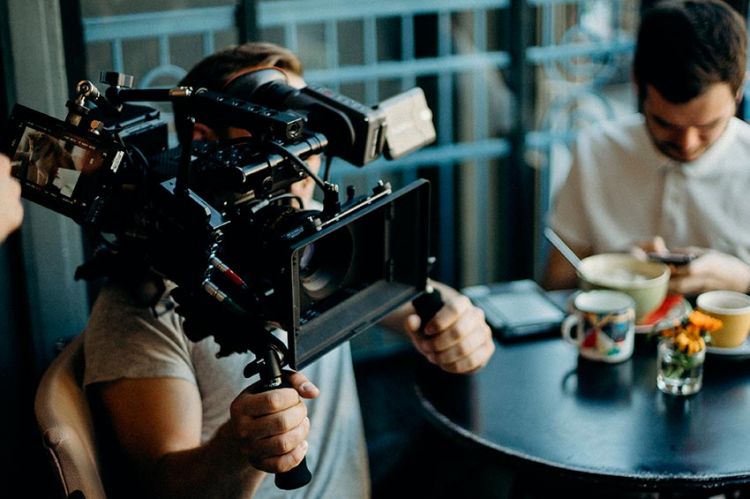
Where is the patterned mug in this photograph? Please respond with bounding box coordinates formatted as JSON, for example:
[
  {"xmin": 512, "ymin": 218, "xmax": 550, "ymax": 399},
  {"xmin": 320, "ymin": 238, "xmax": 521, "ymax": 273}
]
[{"xmin": 562, "ymin": 290, "xmax": 636, "ymax": 363}]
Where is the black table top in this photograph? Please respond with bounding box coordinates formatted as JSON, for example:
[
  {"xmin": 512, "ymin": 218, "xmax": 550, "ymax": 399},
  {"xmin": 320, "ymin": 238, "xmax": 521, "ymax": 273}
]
[{"xmin": 416, "ymin": 335, "xmax": 750, "ymax": 492}]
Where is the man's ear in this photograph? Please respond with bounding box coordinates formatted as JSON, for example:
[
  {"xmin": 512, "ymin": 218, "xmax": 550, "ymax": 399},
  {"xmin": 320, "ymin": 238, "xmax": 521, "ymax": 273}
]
[{"xmin": 193, "ymin": 122, "xmax": 218, "ymax": 141}]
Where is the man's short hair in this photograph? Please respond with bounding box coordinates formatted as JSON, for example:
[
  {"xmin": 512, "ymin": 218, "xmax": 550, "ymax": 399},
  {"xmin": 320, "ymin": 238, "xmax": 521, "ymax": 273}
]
[
  {"xmin": 175, "ymin": 41, "xmax": 303, "ymax": 141},
  {"xmin": 634, "ymin": 0, "xmax": 747, "ymax": 103},
  {"xmin": 179, "ymin": 41, "xmax": 303, "ymax": 90}
]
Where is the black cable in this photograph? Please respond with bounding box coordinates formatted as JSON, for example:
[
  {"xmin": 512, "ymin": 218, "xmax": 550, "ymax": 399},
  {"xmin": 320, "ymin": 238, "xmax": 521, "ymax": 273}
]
[{"xmin": 263, "ymin": 140, "xmax": 327, "ymax": 192}]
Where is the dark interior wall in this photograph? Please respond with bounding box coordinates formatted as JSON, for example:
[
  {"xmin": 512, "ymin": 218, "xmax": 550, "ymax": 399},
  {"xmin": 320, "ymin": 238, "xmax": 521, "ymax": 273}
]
[{"xmin": 1, "ymin": 2, "xmax": 90, "ymax": 495}]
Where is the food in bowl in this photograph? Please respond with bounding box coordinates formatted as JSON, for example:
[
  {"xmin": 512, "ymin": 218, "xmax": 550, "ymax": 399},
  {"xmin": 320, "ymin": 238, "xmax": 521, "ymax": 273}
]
[
  {"xmin": 578, "ymin": 253, "xmax": 670, "ymax": 322},
  {"xmin": 596, "ymin": 268, "xmax": 651, "ymax": 286}
]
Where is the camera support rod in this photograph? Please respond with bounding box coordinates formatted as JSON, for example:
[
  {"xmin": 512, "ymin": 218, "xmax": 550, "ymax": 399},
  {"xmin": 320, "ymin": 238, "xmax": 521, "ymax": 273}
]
[{"xmin": 103, "ymin": 85, "xmax": 305, "ymax": 142}]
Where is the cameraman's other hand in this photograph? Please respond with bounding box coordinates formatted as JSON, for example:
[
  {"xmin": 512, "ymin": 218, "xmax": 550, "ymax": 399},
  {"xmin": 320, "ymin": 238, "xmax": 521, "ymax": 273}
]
[
  {"xmin": 226, "ymin": 371, "xmax": 319, "ymax": 474},
  {"xmin": 669, "ymin": 249, "xmax": 750, "ymax": 295},
  {"xmin": 0, "ymin": 154, "xmax": 23, "ymax": 242},
  {"xmin": 405, "ymin": 282, "xmax": 495, "ymax": 374}
]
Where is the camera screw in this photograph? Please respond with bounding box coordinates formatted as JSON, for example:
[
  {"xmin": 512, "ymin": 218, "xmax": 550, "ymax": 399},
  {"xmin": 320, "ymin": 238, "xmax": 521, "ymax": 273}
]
[{"xmin": 372, "ymin": 180, "xmax": 390, "ymax": 195}]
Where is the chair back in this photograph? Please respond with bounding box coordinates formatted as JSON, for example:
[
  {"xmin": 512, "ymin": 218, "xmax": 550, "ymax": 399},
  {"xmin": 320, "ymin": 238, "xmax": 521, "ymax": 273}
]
[{"xmin": 34, "ymin": 334, "xmax": 107, "ymax": 499}]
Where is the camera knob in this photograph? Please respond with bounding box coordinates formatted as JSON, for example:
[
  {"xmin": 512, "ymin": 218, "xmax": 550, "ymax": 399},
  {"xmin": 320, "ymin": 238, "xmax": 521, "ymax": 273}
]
[{"xmin": 99, "ymin": 71, "xmax": 134, "ymax": 89}]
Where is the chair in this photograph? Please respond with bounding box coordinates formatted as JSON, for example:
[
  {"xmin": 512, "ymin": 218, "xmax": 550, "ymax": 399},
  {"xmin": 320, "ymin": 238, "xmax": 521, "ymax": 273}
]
[{"xmin": 34, "ymin": 334, "xmax": 107, "ymax": 499}]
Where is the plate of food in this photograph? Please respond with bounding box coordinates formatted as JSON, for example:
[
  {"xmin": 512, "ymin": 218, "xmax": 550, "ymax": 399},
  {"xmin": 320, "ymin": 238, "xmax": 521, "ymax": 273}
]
[{"xmin": 635, "ymin": 294, "xmax": 691, "ymax": 334}]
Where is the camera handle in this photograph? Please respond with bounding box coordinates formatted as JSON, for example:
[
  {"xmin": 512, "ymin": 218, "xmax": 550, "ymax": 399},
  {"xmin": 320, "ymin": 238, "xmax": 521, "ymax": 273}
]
[
  {"xmin": 244, "ymin": 347, "xmax": 313, "ymax": 490},
  {"xmin": 412, "ymin": 283, "xmax": 445, "ymax": 328}
]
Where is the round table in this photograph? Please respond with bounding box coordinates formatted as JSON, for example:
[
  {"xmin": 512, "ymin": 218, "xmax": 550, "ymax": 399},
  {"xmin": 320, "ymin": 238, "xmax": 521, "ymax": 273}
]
[{"xmin": 416, "ymin": 336, "xmax": 750, "ymax": 494}]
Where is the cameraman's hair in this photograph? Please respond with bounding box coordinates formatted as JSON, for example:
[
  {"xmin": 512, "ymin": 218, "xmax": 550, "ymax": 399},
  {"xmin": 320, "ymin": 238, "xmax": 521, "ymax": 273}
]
[
  {"xmin": 634, "ymin": 0, "xmax": 747, "ymax": 103},
  {"xmin": 175, "ymin": 42, "xmax": 303, "ymax": 141},
  {"xmin": 179, "ymin": 41, "xmax": 303, "ymax": 91}
]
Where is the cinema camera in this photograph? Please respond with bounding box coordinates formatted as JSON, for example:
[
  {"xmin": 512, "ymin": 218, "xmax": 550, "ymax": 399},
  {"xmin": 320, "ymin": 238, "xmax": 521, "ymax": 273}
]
[
  {"xmin": 6, "ymin": 69, "xmax": 443, "ymax": 489},
  {"xmin": 5, "ymin": 67, "xmax": 442, "ymax": 363}
]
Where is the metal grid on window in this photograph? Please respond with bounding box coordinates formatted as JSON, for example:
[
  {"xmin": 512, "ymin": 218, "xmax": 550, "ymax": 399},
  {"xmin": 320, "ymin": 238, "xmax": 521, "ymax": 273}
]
[
  {"xmin": 524, "ymin": 0, "xmax": 640, "ymax": 276},
  {"xmin": 256, "ymin": 0, "xmax": 513, "ymax": 283}
]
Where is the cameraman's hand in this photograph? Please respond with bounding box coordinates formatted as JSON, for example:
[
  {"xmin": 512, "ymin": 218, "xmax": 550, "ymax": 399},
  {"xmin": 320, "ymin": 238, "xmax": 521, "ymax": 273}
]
[
  {"xmin": 404, "ymin": 282, "xmax": 494, "ymax": 374},
  {"xmin": 227, "ymin": 371, "xmax": 319, "ymax": 474},
  {"xmin": 0, "ymin": 154, "xmax": 23, "ymax": 242},
  {"xmin": 669, "ymin": 249, "xmax": 750, "ymax": 295}
]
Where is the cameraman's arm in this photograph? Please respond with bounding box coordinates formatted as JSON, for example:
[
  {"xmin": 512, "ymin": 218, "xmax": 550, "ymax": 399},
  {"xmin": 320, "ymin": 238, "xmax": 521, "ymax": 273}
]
[
  {"xmin": 95, "ymin": 372, "xmax": 318, "ymax": 499},
  {"xmin": 0, "ymin": 154, "xmax": 23, "ymax": 242},
  {"xmin": 380, "ymin": 280, "xmax": 495, "ymax": 374}
]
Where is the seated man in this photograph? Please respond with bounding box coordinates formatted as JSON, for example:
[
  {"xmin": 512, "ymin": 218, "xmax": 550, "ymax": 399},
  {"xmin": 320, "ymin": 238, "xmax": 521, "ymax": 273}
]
[
  {"xmin": 544, "ymin": 0, "xmax": 750, "ymax": 297},
  {"xmin": 83, "ymin": 41, "xmax": 494, "ymax": 498}
]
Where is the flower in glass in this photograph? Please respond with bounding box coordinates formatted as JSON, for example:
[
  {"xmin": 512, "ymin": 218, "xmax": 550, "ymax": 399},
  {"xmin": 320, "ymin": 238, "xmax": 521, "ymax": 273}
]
[
  {"xmin": 656, "ymin": 310, "xmax": 722, "ymax": 396},
  {"xmin": 661, "ymin": 310, "xmax": 722, "ymax": 353}
]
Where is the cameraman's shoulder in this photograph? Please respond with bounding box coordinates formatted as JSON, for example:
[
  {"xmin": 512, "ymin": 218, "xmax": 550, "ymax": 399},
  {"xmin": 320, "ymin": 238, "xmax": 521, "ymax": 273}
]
[{"xmin": 91, "ymin": 277, "xmax": 173, "ymax": 320}]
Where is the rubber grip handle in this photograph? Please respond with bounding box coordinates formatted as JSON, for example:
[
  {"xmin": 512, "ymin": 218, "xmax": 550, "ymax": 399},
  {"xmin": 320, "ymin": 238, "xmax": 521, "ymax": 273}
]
[
  {"xmin": 412, "ymin": 287, "xmax": 444, "ymax": 326},
  {"xmin": 275, "ymin": 457, "xmax": 312, "ymax": 489},
  {"xmin": 251, "ymin": 379, "xmax": 312, "ymax": 489}
]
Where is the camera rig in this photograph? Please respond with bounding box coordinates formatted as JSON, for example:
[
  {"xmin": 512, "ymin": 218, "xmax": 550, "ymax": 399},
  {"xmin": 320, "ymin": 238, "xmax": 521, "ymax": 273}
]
[
  {"xmin": 7, "ymin": 69, "xmax": 440, "ymax": 365},
  {"xmin": 6, "ymin": 70, "xmax": 439, "ymax": 489}
]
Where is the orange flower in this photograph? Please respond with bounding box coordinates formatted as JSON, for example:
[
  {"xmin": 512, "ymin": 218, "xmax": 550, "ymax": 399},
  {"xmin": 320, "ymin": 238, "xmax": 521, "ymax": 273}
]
[
  {"xmin": 687, "ymin": 310, "xmax": 723, "ymax": 333},
  {"xmin": 661, "ymin": 310, "xmax": 722, "ymax": 355}
]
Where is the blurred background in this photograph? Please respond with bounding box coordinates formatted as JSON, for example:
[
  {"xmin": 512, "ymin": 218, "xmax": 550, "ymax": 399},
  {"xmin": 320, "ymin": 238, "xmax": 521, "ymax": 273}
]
[{"xmin": 1, "ymin": 0, "xmax": 747, "ymax": 496}]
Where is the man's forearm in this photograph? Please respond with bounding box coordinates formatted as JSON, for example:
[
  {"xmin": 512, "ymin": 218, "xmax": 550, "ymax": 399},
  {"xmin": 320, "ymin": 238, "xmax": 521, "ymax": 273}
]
[{"xmin": 148, "ymin": 423, "xmax": 266, "ymax": 499}]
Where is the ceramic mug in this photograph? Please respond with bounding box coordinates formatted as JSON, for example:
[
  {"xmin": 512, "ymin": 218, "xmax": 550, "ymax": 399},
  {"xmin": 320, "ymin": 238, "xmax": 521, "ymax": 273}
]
[
  {"xmin": 696, "ymin": 290, "xmax": 750, "ymax": 348},
  {"xmin": 562, "ymin": 290, "xmax": 636, "ymax": 363}
]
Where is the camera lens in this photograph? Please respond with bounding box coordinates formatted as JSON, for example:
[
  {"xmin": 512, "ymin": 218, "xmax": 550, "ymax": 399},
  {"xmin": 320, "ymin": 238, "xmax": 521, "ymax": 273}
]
[
  {"xmin": 298, "ymin": 243, "xmax": 318, "ymax": 278},
  {"xmin": 297, "ymin": 227, "xmax": 353, "ymax": 301}
]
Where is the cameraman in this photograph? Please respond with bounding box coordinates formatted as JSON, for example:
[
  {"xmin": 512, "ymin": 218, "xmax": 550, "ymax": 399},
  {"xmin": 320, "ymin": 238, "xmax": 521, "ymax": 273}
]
[
  {"xmin": 0, "ymin": 153, "xmax": 23, "ymax": 242},
  {"xmin": 83, "ymin": 42, "xmax": 494, "ymax": 498}
]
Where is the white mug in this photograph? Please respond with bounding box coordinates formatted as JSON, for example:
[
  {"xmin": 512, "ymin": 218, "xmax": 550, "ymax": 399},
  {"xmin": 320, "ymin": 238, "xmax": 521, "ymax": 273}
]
[{"xmin": 562, "ymin": 290, "xmax": 636, "ymax": 363}]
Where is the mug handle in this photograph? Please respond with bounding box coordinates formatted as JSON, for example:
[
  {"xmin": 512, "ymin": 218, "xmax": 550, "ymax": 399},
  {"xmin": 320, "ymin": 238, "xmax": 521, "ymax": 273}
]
[{"xmin": 561, "ymin": 314, "xmax": 579, "ymax": 345}]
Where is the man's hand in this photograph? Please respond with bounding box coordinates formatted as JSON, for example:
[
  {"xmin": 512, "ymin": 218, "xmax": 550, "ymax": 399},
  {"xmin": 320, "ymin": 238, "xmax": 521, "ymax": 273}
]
[
  {"xmin": 0, "ymin": 154, "xmax": 23, "ymax": 242},
  {"xmin": 631, "ymin": 238, "xmax": 750, "ymax": 295},
  {"xmin": 403, "ymin": 282, "xmax": 494, "ymax": 374},
  {"xmin": 631, "ymin": 236, "xmax": 669, "ymax": 256},
  {"xmin": 669, "ymin": 250, "xmax": 750, "ymax": 295},
  {"xmin": 227, "ymin": 371, "xmax": 319, "ymax": 474}
]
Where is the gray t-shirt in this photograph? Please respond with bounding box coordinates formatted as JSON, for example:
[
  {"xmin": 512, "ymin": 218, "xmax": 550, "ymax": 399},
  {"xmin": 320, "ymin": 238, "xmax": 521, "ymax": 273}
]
[{"xmin": 84, "ymin": 284, "xmax": 370, "ymax": 498}]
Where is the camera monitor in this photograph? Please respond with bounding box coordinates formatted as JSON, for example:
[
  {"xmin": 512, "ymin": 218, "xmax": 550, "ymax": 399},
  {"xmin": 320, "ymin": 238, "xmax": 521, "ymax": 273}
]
[{"xmin": 4, "ymin": 105, "xmax": 125, "ymax": 222}]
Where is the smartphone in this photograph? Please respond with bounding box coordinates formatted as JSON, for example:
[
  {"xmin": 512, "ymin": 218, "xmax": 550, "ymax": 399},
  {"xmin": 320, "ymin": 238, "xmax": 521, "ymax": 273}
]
[{"xmin": 647, "ymin": 252, "xmax": 697, "ymax": 266}]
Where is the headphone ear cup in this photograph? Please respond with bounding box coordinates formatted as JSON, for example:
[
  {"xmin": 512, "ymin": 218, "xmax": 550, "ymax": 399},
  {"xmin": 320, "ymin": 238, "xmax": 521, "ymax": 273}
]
[{"xmin": 223, "ymin": 67, "xmax": 288, "ymax": 99}]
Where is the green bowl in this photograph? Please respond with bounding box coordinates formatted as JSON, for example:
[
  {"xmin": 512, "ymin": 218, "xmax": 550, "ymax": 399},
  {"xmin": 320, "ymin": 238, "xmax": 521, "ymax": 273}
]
[{"xmin": 578, "ymin": 253, "xmax": 670, "ymax": 322}]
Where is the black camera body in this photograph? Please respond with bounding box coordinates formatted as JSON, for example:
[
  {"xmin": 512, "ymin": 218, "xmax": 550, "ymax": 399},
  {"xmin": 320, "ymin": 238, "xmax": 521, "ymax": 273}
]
[{"xmin": 5, "ymin": 72, "xmax": 436, "ymax": 369}]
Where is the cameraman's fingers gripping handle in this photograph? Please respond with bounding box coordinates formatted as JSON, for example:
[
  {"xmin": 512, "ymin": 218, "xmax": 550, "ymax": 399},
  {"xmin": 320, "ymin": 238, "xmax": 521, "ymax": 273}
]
[
  {"xmin": 248, "ymin": 377, "xmax": 312, "ymax": 489},
  {"xmin": 285, "ymin": 370, "xmax": 320, "ymax": 399}
]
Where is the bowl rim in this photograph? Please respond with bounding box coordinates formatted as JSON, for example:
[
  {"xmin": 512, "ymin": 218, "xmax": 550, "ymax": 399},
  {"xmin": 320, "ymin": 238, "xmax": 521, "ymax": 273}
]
[{"xmin": 578, "ymin": 253, "xmax": 670, "ymax": 287}]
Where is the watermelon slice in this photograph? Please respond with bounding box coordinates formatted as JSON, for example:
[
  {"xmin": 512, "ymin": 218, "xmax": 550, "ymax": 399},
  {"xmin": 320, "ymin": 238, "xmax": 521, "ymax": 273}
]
[{"xmin": 639, "ymin": 294, "xmax": 686, "ymax": 326}]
